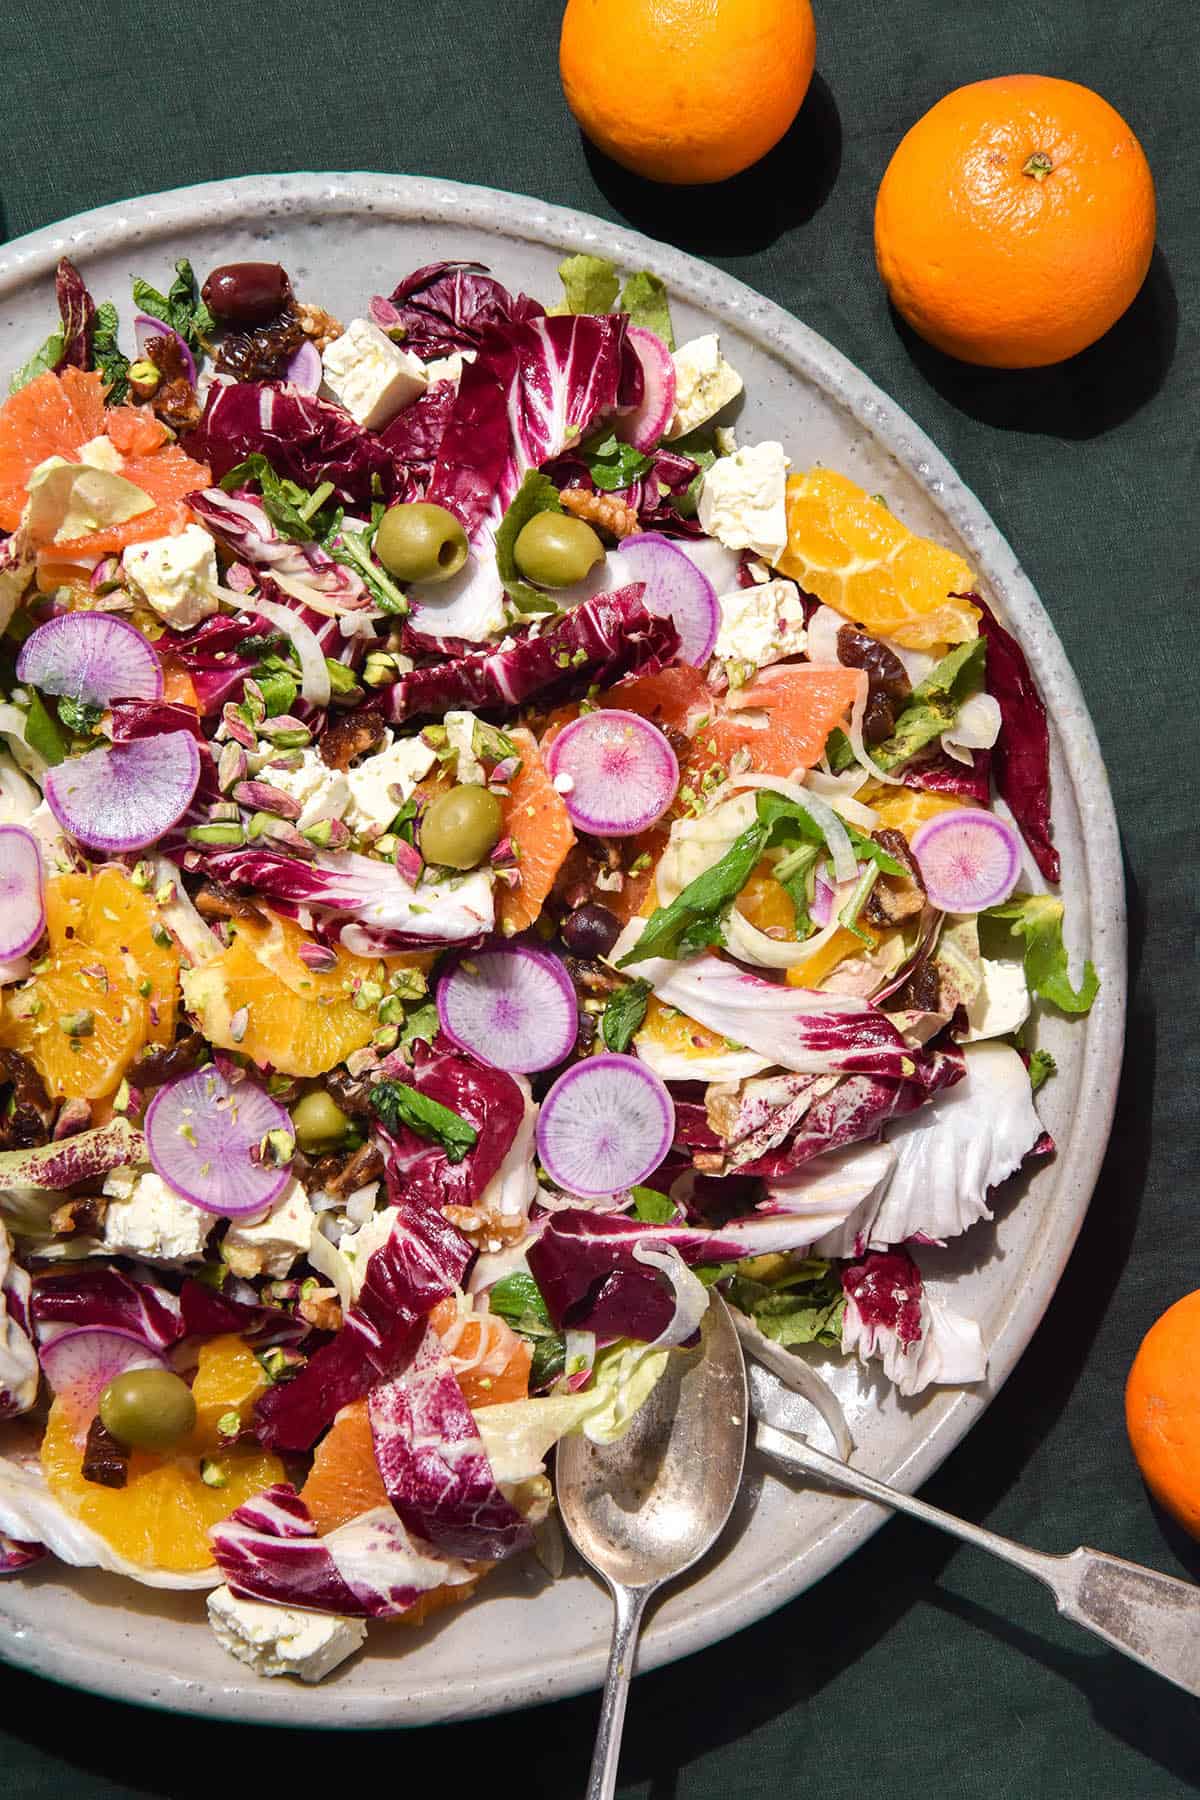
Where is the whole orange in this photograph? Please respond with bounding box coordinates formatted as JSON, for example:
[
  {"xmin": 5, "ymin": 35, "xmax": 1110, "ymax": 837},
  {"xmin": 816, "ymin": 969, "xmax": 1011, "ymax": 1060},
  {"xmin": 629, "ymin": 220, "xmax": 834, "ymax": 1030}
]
[
  {"xmin": 1125, "ymin": 1290, "xmax": 1200, "ymax": 1539},
  {"xmin": 875, "ymin": 75, "xmax": 1155, "ymax": 367},
  {"xmin": 559, "ymin": 0, "xmax": 816, "ymax": 186}
]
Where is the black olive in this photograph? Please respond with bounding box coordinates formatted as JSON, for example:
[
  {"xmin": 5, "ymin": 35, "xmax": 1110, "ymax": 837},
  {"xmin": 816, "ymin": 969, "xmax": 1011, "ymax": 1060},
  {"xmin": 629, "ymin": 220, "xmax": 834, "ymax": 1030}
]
[
  {"xmin": 561, "ymin": 903, "xmax": 621, "ymax": 959},
  {"xmin": 201, "ymin": 262, "xmax": 293, "ymax": 326}
]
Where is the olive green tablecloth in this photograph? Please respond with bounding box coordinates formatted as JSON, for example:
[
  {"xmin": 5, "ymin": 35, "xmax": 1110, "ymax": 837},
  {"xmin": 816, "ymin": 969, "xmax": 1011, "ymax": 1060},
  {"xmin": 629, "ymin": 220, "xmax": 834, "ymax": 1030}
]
[{"xmin": 0, "ymin": 0, "xmax": 1196, "ymax": 1792}]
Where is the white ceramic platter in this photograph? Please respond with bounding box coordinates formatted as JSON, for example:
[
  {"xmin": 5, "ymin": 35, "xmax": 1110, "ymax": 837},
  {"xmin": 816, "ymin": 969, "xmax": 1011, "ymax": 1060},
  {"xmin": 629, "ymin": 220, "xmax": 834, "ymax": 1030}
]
[{"xmin": 0, "ymin": 173, "xmax": 1125, "ymax": 1727}]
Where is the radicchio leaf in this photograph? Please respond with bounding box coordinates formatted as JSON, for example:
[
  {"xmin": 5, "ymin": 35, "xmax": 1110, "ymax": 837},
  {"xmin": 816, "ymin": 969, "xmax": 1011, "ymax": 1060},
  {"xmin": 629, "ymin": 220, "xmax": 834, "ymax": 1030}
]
[
  {"xmin": 54, "ymin": 259, "xmax": 97, "ymax": 371},
  {"xmin": 186, "ymin": 488, "xmax": 370, "ymax": 612},
  {"xmin": 210, "ymin": 1481, "xmax": 475, "ymax": 1618},
  {"xmin": 0, "ymin": 1225, "xmax": 37, "ymax": 1422},
  {"xmin": 375, "ymin": 1034, "xmax": 526, "ymax": 1213},
  {"xmin": 974, "ymin": 596, "xmax": 1059, "ymax": 883},
  {"xmin": 840, "ymin": 1249, "xmax": 986, "ymax": 1397},
  {"xmin": 0, "ymin": 1532, "xmax": 45, "ymax": 1575},
  {"xmin": 388, "ymin": 586, "xmax": 679, "ymax": 723},
  {"xmin": 902, "ymin": 747, "xmax": 993, "ymax": 806},
  {"xmin": 253, "ymin": 1207, "xmax": 470, "ymax": 1452},
  {"xmin": 377, "ymin": 383, "xmax": 460, "ymax": 504},
  {"xmin": 31, "ymin": 1265, "xmax": 184, "ymax": 1350},
  {"xmin": 179, "ymin": 1277, "xmax": 311, "ymax": 1349},
  {"xmin": 187, "ymin": 383, "xmax": 401, "ymax": 508},
  {"xmin": 385, "ymin": 261, "xmax": 544, "ymax": 360},
  {"xmin": 368, "ymin": 1327, "xmax": 532, "ymax": 1560}
]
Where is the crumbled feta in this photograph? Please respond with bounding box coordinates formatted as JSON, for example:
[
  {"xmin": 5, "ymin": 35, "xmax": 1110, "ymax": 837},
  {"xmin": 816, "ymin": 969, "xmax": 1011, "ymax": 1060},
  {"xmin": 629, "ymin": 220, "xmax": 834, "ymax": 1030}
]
[
  {"xmin": 444, "ymin": 711, "xmax": 484, "ymax": 785},
  {"xmin": 424, "ymin": 348, "xmax": 476, "ymax": 386},
  {"xmin": 714, "ymin": 425, "xmax": 739, "ymax": 457},
  {"xmin": 714, "ymin": 578, "xmax": 806, "ymax": 673},
  {"xmin": 321, "ymin": 319, "xmax": 427, "ymax": 430},
  {"xmin": 665, "ymin": 335, "xmax": 744, "ymax": 440},
  {"xmin": 122, "ymin": 524, "xmax": 221, "ymax": 630},
  {"xmin": 77, "ymin": 434, "xmax": 125, "ymax": 474},
  {"xmin": 222, "ymin": 1177, "xmax": 314, "ymax": 1280},
  {"xmin": 100, "ymin": 1167, "xmax": 212, "ymax": 1264},
  {"xmin": 207, "ymin": 1585, "xmax": 366, "ymax": 1684},
  {"xmin": 963, "ymin": 958, "xmax": 1031, "ymax": 1043},
  {"xmin": 258, "ymin": 746, "xmax": 349, "ymax": 832},
  {"xmin": 344, "ymin": 732, "xmax": 437, "ymax": 836},
  {"xmin": 698, "ymin": 442, "xmax": 791, "ymax": 563}
]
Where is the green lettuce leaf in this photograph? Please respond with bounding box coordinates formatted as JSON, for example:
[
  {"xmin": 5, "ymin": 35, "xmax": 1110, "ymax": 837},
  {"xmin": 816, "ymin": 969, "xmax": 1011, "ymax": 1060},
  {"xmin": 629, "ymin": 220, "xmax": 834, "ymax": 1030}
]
[
  {"xmin": 829, "ymin": 634, "xmax": 987, "ymax": 774},
  {"xmin": 92, "ymin": 302, "xmax": 130, "ymax": 404},
  {"xmin": 630, "ymin": 1186, "xmax": 678, "ymax": 1223},
  {"xmin": 602, "ymin": 978, "xmax": 652, "ymax": 1052},
  {"xmin": 555, "ymin": 253, "xmax": 621, "ymax": 315},
  {"xmin": 726, "ymin": 1257, "xmax": 846, "ymax": 1348},
  {"xmin": 982, "ymin": 893, "xmax": 1099, "ymax": 1015},
  {"xmin": 494, "ymin": 470, "xmax": 564, "ymax": 616},
  {"xmin": 581, "ymin": 430, "xmax": 653, "ymax": 492},
  {"xmin": 620, "ymin": 270, "xmax": 675, "ymax": 348},
  {"xmin": 473, "ymin": 1341, "xmax": 670, "ymax": 1481},
  {"xmin": 9, "ymin": 331, "xmax": 65, "ymax": 395},
  {"xmin": 368, "ymin": 1079, "xmax": 479, "ymax": 1161},
  {"xmin": 23, "ymin": 692, "xmax": 66, "ymax": 766},
  {"xmin": 1027, "ymin": 1047, "xmax": 1057, "ymax": 1091}
]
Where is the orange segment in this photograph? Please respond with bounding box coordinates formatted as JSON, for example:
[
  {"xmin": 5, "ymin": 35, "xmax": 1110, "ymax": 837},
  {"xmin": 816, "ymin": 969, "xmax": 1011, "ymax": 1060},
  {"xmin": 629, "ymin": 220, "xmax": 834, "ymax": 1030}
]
[
  {"xmin": 0, "ymin": 368, "xmax": 107, "ymax": 529},
  {"xmin": 604, "ymin": 663, "xmax": 713, "ymax": 737},
  {"xmin": 636, "ymin": 994, "xmax": 733, "ymax": 1063},
  {"xmin": 737, "ymin": 861, "xmax": 797, "ymax": 939},
  {"xmin": 429, "ymin": 1295, "xmax": 532, "ymax": 1407},
  {"xmin": 498, "ymin": 728, "xmax": 576, "ymax": 935},
  {"xmin": 860, "ymin": 782, "xmax": 966, "ymax": 843},
  {"xmin": 181, "ymin": 927, "xmax": 376, "ymax": 1077},
  {"xmin": 777, "ymin": 469, "xmax": 982, "ymax": 649},
  {"xmin": 704, "ymin": 663, "xmax": 864, "ymax": 781},
  {"xmin": 230, "ymin": 912, "xmax": 385, "ymax": 1004},
  {"xmin": 186, "ymin": 1334, "xmax": 270, "ymax": 1451},
  {"xmin": 46, "ymin": 866, "xmax": 180, "ymax": 1045},
  {"xmin": 784, "ymin": 926, "xmax": 864, "ymax": 989}
]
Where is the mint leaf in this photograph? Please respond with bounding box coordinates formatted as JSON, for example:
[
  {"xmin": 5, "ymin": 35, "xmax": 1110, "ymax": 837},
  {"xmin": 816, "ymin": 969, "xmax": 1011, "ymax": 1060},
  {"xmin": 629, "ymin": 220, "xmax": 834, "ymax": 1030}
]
[
  {"xmin": 133, "ymin": 259, "xmax": 212, "ymax": 350},
  {"xmin": 1027, "ymin": 1047, "xmax": 1056, "ymax": 1092},
  {"xmin": 91, "ymin": 302, "xmax": 129, "ymax": 404},
  {"xmin": 602, "ymin": 978, "xmax": 651, "ymax": 1052},
  {"xmin": 666, "ymin": 428, "xmax": 717, "ymax": 518},
  {"xmin": 368, "ymin": 1080, "xmax": 478, "ymax": 1162},
  {"xmin": 10, "ymin": 331, "xmax": 65, "ymax": 395},
  {"xmin": 630, "ymin": 1186, "xmax": 678, "ymax": 1223},
  {"xmin": 582, "ymin": 430, "xmax": 653, "ymax": 493},
  {"xmin": 982, "ymin": 894, "xmax": 1099, "ymax": 1015},
  {"xmin": 620, "ymin": 270, "xmax": 674, "ymax": 349},
  {"xmin": 220, "ymin": 453, "xmax": 316, "ymax": 542},
  {"xmin": 865, "ymin": 635, "xmax": 988, "ymax": 773},
  {"xmin": 620, "ymin": 820, "xmax": 766, "ymax": 965},
  {"xmin": 556, "ymin": 254, "xmax": 620, "ymax": 316},
  {"xmin": 494, "ymin": 469, "xmax": 563, "ymax": 616},
  {"xmin": 24, "ymin": 692, "xmax": 66, "ymax": 765}
]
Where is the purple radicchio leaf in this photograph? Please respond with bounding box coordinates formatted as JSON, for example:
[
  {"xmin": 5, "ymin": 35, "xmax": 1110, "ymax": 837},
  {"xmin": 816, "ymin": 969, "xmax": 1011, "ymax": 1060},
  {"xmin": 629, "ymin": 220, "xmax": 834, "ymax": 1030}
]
[
  {"xmin": 30, "ymin": 1265, "xmax": 184, "ymax": 1350},
  {"xmin": 178, "ymin": 1277, "xmax": 311, "ymax": 1349},
  {"xmin": 384, "ymin": 261, "xmax": 544, "ymax": 360},
  {"xmin": 54, "ymin": 259, "xmax": 97, "ymax": 371},
  {"xmin": 902, "ymin": 746, "xmax": 993, "ymax": 806},
  {"xmin": 374, "ymin": 1033, "xmax": 526, "ymax": 1213},
  {"xmin": 185, "ymin": 488, "xmax": 370, "ymax": 612},
  {"xmin": 210, "ymin": 1481, "xmax": 476, "ymax": 1618},
  {"xmin": 253, "ymin": 1206, "xmax": 470, "ymax": 1452},
  {"xmin": 368, "ymin": 1327, "xmax": 532, "ymax": 1561},
  {"xmin": 388, "ymin": 585, "xmax": 679, "ymax": 724},
  {"xmin": 186, "ymin": 382, "xmax": 403, "ymax": 508},
  {"xmin": 974, "ymin": 595, "xmax": 1059, "ymax": 883},
  {"xmin": 0, "ymin": 1532, "xmax": 46, "ymax": 1575},
  {"xmin": 0, "ymin": 1228, "xmax": 37, "ymax": 1423},
  {"xmin": 377, "ymin": 382, "xmax": 461, "ymax": 505}
]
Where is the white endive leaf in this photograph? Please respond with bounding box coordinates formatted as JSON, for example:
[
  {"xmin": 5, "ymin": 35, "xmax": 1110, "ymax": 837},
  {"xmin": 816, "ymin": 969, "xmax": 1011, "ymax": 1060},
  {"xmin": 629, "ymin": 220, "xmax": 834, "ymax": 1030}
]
[{"xmin": 0, "ymin": 1452, "xmax": 219, "ymax": 1588}]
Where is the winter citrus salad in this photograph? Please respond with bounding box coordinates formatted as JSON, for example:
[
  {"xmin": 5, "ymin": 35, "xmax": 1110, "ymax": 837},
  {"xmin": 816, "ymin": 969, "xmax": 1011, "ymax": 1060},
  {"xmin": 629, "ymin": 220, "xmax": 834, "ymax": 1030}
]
[{"xmin": 0, "ymin": 250, "xmax": 1097, "ymax": 1683}]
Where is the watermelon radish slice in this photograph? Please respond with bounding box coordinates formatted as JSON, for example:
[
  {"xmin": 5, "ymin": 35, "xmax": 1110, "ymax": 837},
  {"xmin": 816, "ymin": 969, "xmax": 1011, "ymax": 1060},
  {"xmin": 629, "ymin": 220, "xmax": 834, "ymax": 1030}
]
[
  {"xmin": 536, "ymin": 1054, "xmax": 674, "ymax": 1198},
  {"xmin": 39, "ymin": 1326, "xmax": 167, "ymax": 1437},
  {"xmin": 44, "ymin": 730, "xmax": 201, "ymax": 853},
  {"xmin": 285, "ymin": 340, "xmax": 323, "ymax": 393},
  {"xmin": 134, "ymin": 313, "xmax": 197, "ymax": 386},
  {"xmin": 0, "ymin": 825, "xmax": 45, "ymax": 961},
  {"xmin": 145, "ymin": 1063, "xmax": 294, "ymax": 1218},
  {"xmin": 613, "ymin": 532, "xmax": 720, "ymax": 666},
  {"xmin": 910, "ymin": 808, "xmax": 1022, "ymax": 913},
  {"xmin": 545, "ymin": 708, "xmax": 678, "ymax": 837},
  {"xmin": 437, "ymin": 943, "xmax": 578, "ymax": 1074},
  {"xmin": 613, "ymin": 327, "xmax": 677, "ymax": 453},
  {"xmin": 17, "ymin": 612, "xmax": 163, "ymax": 706}
]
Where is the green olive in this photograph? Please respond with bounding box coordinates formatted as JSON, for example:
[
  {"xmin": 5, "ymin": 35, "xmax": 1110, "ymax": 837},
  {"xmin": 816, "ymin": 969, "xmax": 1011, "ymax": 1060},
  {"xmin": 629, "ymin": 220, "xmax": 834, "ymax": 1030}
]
[
  {"xmin": 99, "ymin": 1368, "xmax": 197, "ymax": 1451},
  {"xmin": 291, "ymin": 1089, "xmax": 351, "ymax": 1155},
  {"xmin": 419, "ymin": 784, "xmax": 504, "ymax": 870},
  {"xmin": 374, "ymin": 503, "xmax": 469, "ymax": 585},
  {"xmin": 512, "ymin": 511, "xmax": 604, "ymax": 588}
]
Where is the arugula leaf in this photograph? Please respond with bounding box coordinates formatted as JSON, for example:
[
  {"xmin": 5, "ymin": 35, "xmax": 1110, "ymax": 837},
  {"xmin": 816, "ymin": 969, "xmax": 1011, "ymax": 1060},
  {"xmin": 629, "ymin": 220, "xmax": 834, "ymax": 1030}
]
[
  {"xmin": 754, "ymin": 789, "xmax": 906, "ymax": 877},
  {"xmin": 91, "ymin": 302, "xmax": 130, "ymax": 404},
  {"xmin": 132, "ymin": 259, "xmax": 213, "ymax": 350},
  {"xmin": 494, "ymin": 469, "xmax": 564, "ymax": 616},
  {"xmin": 619, "ymin": 821, "xmax": 764, "ymax": 965},
  {"xmin": 397, "ymin": 1000, "xmax": 440, "ymax": 1051},
  {"xmin": 489, "ymin": 1270, "xmax": 565, "ymax": 1388},
  {"xmin": 848, "ymin": 635, "xmax": 987, "ymax": 774},
  {"xmin": 220, "ymin": 453, "xmax": 316, "ymax": 542},
  {"xmin": 620, "ymin": 270, "xmax": 675, "ymax": 349},
  {"xmin": 55, "ymin": 696, "xmax": 104, "ymax": 736},
  {"xmin": 581, "ymin": 430, "xmax": 653, "ymax": 493},
  {"xmin": 602, "ymin": 978, "xmax": 651, "ymax": 1052},
  {"xmin": 555, "ymin": 253, "xmax": 620, "ymax": 315},
  {"xmin": 9, "ymin": 332, "xmax": 65, "ymax": 395},
  {"xmin": 368, "ymin": 1079, "xmax": 479, "ymax": 1162},
  {"xmin": 1027, "ymin": 1047, "xmax": 1057, "ymax": 1092},
  {"xmin": 982, "ymin": 894, "xmax": 1099, "ymax": 1015},
  {"xmin": 773, "ymin": 841, "xmax": 820, "ymax": 936},
  {"xmin": 725, "ymin": 1258, "xmax": 846, "ymax": 1348},
  {"xmin": 666, "ymin": 428, "xmax": 717, "ymax": 519},
  {"xmin": 630, "ymin": 1186, "xmax": 678, "ymax": 1223},
  {"xmin": 24, "ymin": 692, "xmax": 66, "ymax": 765},
  {"xmin": 327, "ymin": 521, "xmax": 408, "ymax": 614}
]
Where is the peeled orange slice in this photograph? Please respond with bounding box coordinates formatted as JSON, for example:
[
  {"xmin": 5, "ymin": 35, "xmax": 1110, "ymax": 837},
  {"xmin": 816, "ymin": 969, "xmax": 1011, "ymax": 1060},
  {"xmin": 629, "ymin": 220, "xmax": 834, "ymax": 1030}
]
[{"xmin": 498, "ymin": 728, "xmax": 576, "ymax": 935}]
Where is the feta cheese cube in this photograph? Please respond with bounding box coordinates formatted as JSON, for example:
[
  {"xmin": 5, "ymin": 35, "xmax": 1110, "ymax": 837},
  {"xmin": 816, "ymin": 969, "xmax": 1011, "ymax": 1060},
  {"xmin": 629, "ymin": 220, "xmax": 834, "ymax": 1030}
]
[
  {"xmin": 714, "ymin": 578, "xmax": 806, "ymax": 672},
  {"xmin": 423, "ymin": 348, "xmax": 476, "ymax": 387},
  {"xmin": 344, "ymin": 733, "xmax": 437, "ymax": 836},
  {"xmin": 258, "ymin": 746, "xmax": 349, "ymax": 832},
  {"xmin": 122, "ymin": 524, "xmax": 221, "ymax": 630},
  {"xmin": 697, "ymin": 441, "xmax": 791, "ymax": 563},
  {"xmin": 100, "ymin": 1168, "xmax": 212, "ymax": 1264},
  {"xmin": 321, "ymin": 319, "xmax": 427, "ymax": 430},
  {"xmin": 222, "ymin": 1177, "xmax": 314, "ymax": 1280},
  {"xmin": 77, "ymin": 434, "xmax": 125, "ymax": 475},
  {"xmin": 207, "ymin": 1585, "xmax": 366, "ymax": 1684},
  {"xmin": 666, "ymin": 335, "xmax": 744, "ymax": 440},
  {"xmin": 443, "ymin": 711, "xmax": 484, "ymax": 786},
  {"xmin": 964, "ymin": 958, "xmax": 1031, "ymax": 1043}
]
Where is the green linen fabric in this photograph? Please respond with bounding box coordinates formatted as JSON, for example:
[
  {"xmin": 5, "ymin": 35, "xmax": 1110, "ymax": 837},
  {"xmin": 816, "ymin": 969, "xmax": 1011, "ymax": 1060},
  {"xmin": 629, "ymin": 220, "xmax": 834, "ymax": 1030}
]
[{"xmin": 0, "ymin": 0, "xmax": 1196, "ymax": 1793}]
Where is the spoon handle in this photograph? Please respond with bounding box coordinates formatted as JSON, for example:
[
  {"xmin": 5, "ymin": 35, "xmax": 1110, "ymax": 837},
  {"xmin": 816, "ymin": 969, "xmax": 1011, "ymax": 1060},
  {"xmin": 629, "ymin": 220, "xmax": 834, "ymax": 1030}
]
[
  {"xmin": 756, "ymin": 1422, "xmax": 1200, "ymax": 1698},
  {"xmin": 586, "ymin": 1580, "xmax": 653, "ymax": 1800}
]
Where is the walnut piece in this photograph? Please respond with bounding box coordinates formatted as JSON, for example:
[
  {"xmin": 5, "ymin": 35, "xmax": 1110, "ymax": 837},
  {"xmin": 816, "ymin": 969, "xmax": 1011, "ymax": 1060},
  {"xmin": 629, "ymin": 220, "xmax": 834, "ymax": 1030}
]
[
  {"xmin": 298, "ymin": 1286, "xmax": 343, "ymax": 1333},
  {"xmin": 559, "ymin": 487, "xmax": 640, "ymax": 540},
  {"xmin": 296, "ymin": 302, "xmax": 345, "ymax": 352}
]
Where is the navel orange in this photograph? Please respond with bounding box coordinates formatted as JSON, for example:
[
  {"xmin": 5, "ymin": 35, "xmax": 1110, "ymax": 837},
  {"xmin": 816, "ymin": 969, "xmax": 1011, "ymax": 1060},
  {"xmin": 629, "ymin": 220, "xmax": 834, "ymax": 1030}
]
[
  {"xmin": 875, "ymin": 76, "xmax": 1156, "ymax": 368},
  {"xmin": 1125, "ymin": 1290, "xmax": 1200, "ymax": 1540}
]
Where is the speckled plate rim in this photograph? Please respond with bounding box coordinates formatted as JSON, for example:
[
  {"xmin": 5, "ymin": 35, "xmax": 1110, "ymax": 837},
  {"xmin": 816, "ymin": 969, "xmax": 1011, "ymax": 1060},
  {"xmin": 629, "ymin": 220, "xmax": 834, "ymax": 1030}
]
[{"xmin": 0, "ymin": 172, "xmax": 1125, "ymax": 1727}]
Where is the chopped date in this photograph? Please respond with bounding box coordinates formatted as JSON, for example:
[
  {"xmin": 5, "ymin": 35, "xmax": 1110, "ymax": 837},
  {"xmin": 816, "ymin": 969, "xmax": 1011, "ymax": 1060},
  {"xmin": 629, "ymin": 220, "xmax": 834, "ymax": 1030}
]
[
  {"xmin": 0, "ymin": 1049, "xmax": 53, "ymax": 1150},
  {"xmin": 131, "ymin": 1031, "xmax": 208, "ymax": 1090},
  {"xmin": 318, "ymin": 708, "xmax": 386, "ymax": 771},
  {"xmin": 214, "ymin": 304, "xmax": 306, "ymax": 383},
  {"xmin": 144, "ymin": 333, "xmax": 201, "ymax": 433},
  {"xmin": 837, "ymin": 624, "xmax": 912, "ymax": 745},
  {"xmin": 81, "ymin": 1416, "xmax": 129, "ymax": 1489},
  {"xmin": 864, "ymin": 827, "xmax": 926, "ymax": 928}
]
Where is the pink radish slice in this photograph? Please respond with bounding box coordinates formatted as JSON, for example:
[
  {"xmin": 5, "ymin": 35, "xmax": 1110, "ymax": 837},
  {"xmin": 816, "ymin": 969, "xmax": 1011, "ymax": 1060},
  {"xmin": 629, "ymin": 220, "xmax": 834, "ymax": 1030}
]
[
  {"xmin": 810, "ymin": 871, "xmax": 836, "ymax": 928},
  {"xmin": 17, "ymin": 612, "xmax": 163, "ymax": 705},
  {"xmin": 910, "ymin": 808, "xmax": 1022, "ymax": 913},
  {"xmin": 145, "ymin": 1063, "xmax": 294, "ymax": 1218},
  {"xmin": 536, "ymin": 1054, "xmax": 675, "ymax": 1198},
  {"xmin": 133, "ymin": 313, "xmax": 197, "ymax": 386},
  {"xmin": 285, "ymin": 340, "xmax": 323, "ymax": 394},
  {"xmin": 545, "ymin": 709, "xmax": 678, "ymax": 837},
  {"xmin": 0, "ymin": 826, "xmax": 45, "ymax": 960},
  {"xmin": 437, "ymin": 943, "xmax": 577, "ymax": 1074},
  {"xmin": 613, "ymin": 327, "xmax": 677, "ymax": 453},
  {"xmin": 44, "ymin": 730, "xmax": 200, "ymax": 853},
  {"xmin": 0, "ymin": 1535, "xmax": 45, "ymax": 1574},
  {"xmin": 39, "ymin": 1326, "xmax": 167, "ymax": 1437},
  {"xmin": 613, "ymin": 533, "xmax": 719, "ymax": 666}
]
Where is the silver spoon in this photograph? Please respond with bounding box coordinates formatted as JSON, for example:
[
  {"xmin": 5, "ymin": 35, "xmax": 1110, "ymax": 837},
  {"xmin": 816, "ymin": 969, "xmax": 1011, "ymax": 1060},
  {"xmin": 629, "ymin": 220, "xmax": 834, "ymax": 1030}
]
[
  {"xmin": 749, "ymin": 1363, "xmax": 1200, "ymax": 1699},
  {"xmin": 557, "ymin": 1298, "xmax": 748, "ymax": 1800}
]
